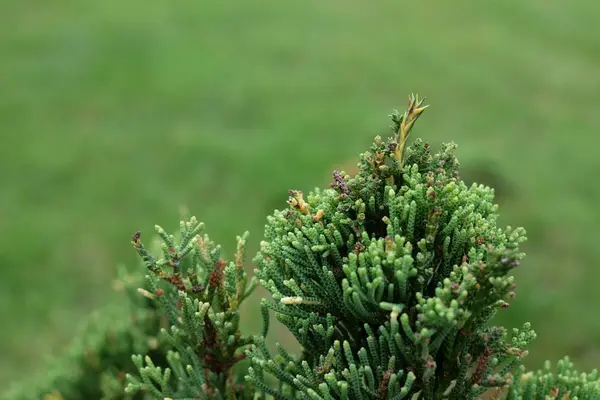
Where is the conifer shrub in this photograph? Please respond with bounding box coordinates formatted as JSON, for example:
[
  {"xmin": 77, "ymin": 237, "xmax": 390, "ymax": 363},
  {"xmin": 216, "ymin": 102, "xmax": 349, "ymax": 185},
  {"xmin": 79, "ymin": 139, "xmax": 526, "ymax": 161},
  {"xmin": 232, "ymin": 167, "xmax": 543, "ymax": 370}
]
[{"xmin": 6, "ymin": 96, "xmax": 599, "ymax": 399}]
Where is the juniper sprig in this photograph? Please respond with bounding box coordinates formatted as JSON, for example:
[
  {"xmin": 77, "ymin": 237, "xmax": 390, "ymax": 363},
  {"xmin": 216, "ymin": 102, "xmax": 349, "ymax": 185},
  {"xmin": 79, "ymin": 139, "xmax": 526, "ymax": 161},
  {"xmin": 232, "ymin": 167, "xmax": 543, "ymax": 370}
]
[
  {"xmin": 125, "ymin": 219, "xmax": 257, "ymax": 399},
  {"xmin": 505, "ymin": 357, "xmax": 599, "ymax": 400}
]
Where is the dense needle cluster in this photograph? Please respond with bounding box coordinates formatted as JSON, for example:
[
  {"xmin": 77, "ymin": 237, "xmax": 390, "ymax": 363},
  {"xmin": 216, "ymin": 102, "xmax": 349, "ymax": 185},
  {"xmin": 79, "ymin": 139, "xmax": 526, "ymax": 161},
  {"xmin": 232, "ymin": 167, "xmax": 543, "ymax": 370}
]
[{"xmin": 247, "ymin": 95, "xmax": 534, "ymax": 399}]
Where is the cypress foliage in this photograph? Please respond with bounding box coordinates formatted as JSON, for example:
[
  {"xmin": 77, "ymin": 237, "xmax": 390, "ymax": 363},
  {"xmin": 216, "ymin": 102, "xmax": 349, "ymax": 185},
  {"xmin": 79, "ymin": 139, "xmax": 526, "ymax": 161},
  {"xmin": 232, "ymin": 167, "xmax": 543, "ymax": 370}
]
[
  {"xmin": 5, "ymin": 96, "xmax": 598, "ymax": 399},
  {"xmin": 124, "ymin": 219, "xmax": 257, "ymax": 399},
  {"xmin": 247, "ymin": 95, "xmax": 538, "ymax": 399}
]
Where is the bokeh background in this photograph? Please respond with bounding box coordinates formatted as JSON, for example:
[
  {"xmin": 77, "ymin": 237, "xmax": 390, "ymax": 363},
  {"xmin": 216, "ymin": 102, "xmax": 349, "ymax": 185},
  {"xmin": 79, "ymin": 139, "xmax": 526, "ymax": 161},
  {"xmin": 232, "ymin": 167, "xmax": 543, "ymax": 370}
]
[{"xmin": 1, "ymin": 0, "xmax": 600, "ymax": 390}]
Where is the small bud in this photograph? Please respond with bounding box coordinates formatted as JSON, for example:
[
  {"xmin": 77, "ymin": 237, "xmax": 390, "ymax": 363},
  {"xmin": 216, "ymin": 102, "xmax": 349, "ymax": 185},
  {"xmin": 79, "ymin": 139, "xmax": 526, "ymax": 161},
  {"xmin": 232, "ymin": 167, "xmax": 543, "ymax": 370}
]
[
  {"xmin": 288, "ymin": 190, "xmax": 309, "ymax": 214},
  {"xmin": 131, "ymin": 231, "xmax": 141, "ymax": 242},
  {"xmin": 148, "ymin": 337, "xmax": 159, "ymax": 349},
  {"xmin": 496, "ymin": 300, "xmax": 510, "ymax": 308},
  {"xmin": 281, "ymin": 296, "xmax": 304, "ymax": 305},
  {"xmin": 137, "ymin": 288, "xmax": 156, "ymax": 300},
  {"xmin": 312, "ymin": 209, "xmax": 325, "ymax": 222}
]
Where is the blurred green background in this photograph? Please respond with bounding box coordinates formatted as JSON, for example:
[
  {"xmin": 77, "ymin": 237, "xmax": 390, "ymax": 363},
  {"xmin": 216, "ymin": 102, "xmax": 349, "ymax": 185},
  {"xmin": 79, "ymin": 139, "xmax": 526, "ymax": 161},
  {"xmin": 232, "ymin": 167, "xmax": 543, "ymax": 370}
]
[{"xmin": 1, "ymin": 0, "xmax": 599, "ymax": 389}]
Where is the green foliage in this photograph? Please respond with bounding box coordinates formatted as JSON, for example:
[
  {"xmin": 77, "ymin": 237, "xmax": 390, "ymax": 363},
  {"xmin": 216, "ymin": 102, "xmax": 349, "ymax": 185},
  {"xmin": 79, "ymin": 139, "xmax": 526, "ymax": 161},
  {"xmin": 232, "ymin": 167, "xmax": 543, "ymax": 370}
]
[
  {"xmin": 7, "ymin": 99, "xmax": 599, "ymax": 399},
  {"xmin": 124, "ymin": 219, "xmax": 257, "ymax": 399},
  {"xmin": 244, "ymin": 97, "xmax": 599, "ymax": 399},
  {"xmin": 5, "ymin": 3, "xmax": 600, "ymax": 389},
  {"xmin": 243, "ymin": 97, "xmax": 510, "ymax": 398},
  {"xmin": 506, "ymin": 357, "xmax": 600, "ymax": 400},
  {"xmin": 120, "ymin": 98, "xmax": 599, "ymax": 399}
]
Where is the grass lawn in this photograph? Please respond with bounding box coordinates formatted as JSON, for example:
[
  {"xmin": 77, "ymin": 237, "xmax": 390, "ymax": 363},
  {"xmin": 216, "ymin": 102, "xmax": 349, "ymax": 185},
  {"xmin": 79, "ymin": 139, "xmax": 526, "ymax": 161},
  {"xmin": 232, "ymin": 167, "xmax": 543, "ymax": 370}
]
[{"xmin": 1, "ymin": 0, "xmax": 600, "ymax": 388}]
